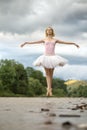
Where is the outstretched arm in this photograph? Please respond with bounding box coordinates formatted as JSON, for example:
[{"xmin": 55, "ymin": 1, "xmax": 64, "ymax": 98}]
[
  {"xmin": 20, "ymin": 40, "xmax": 44, "ymax": 47},
  {"xmin": 56, "ymin": 39, "xmax": 80, "ymax": 48}
]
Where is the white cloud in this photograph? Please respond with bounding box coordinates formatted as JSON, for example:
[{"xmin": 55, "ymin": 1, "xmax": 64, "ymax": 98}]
[
  {"xmin": 0, "ymin": 0, "xmax": 87, "ymax": 37},
  {"xmin": 54, "ymin": 65, "xmax": 87, "ymax": 80},
  {"xmin": 55, "ymin": 44, "xmax": 87, "ymax": 57},
  {"xmin": 0, "ymin": 0, "xmax": 87, "ymax": 80}
]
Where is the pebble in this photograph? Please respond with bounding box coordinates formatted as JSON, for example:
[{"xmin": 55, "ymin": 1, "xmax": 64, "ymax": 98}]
[
  {"xmin": 41, "ymin": 108, "xmax": 50, "ymax": 111},
  {"xmin": 49, "ymin": 113, "xmax": 56, "ymax": 117},
  {"xmin": 44, "ymin": 120, "xmax": 53, "ymax": 125},
  {"xmin": 62, "ymin": 121, "xmax": 73, "ymax": 127}
]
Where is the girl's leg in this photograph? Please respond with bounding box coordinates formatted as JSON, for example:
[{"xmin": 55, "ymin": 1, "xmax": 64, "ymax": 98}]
[
  {"xmin": 49, "ymin": 68, "xmax": 54, "ymax": 95},
  {"xmin": 44, "ymin": 68, "xmax": 54, "ymax": 96}
]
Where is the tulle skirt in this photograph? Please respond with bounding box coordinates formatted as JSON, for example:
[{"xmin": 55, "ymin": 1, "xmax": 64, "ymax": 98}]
[{"xmin": 33, "ymin": 54, "xmax": 68, "ymax": 68}]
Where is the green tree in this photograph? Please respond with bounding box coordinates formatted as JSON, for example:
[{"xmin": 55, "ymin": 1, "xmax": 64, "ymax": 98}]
[
  {"xmin": 0, "ymin": 59, "xmax": 28, "ymax": 95},
  {"xmin": 27, "ymin": 68, "xmax": 46, "ymax": 87},
  {"xmin": 12, "ymin": 63, "xmax": 28, "ymax": 94},
  {"xmin": 0, "ymin": 80, "xmax": 3, "ymax": 91},
  {"xmin": 76, "ymin": 85, "xmax": 87, "ymax": 97},
  {"xmin": 52, "ymin": 78, "xmax": 67, "ymax": 96},
  {"xmin": 26, "ymin": 67, "xmax": 34, "ymax": 77},
  {"xmin": 27, "ymin": 77, "xmax": 46, "ymax": 96},
  {"xmin": 0, "ymin": 59, "xmax": 16, "ymax": 91},
  {"xmin": 67, "ymin": 85, "xmax": 87, "ymax": 97},
  {"xmin": 53, "ymin": 78, "xmax": 67, "ymax": 91},
  {"xmin": 53, "ymin": 88, "xmax": 66, "ymax": 97}
]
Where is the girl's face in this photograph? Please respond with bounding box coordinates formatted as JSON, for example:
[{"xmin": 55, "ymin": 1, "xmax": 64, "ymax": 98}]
[{"xmin": 46, "ymin": 28, "xmax": 53, "ymax": 35}]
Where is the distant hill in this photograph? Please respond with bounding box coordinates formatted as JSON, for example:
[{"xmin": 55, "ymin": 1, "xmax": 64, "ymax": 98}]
[{"xmin": 65, "ymin": 80, "xmax": 87, "ymax": 88}]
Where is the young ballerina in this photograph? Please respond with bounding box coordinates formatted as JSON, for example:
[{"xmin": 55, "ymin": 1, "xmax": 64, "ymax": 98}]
[{"xmin": 20, "ymin": 27, "xmax": 79, "ymax": 96}]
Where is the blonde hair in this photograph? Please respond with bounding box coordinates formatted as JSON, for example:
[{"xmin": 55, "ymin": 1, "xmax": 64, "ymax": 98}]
[{"xmin": 45, "ymin": 27, "xmax": 55, "ymax": 37}]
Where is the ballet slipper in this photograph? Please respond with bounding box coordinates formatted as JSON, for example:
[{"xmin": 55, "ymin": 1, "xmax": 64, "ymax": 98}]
[
  {"xmin": 49, "ymin": 88, "xmax": 53, "ymax": 96},
  {"xmin": 46, "ymin": 87, "xmax": 50, "ymax": 96},
  {"xmin": 46, "ymin": 87, "xmax": 53, "ymax": 97}
]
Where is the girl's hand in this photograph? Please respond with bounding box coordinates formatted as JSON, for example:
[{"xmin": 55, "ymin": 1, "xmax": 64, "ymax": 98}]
[
  {"xmin": 20, "ymin": 42, "xmax": 28, "ymax": 47},
  {"xmin": 74, "ymin": 43, "xmax": 80, "ymax": 48}
]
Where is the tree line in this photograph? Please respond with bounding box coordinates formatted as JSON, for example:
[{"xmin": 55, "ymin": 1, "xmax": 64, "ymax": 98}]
[{"xmin": 0, "ymin": 59, "xmax": 87, "ymax": 97}]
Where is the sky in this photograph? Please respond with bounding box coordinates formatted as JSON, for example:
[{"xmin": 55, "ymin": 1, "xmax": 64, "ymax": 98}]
[{"xmin": 0, "ymin": 0, "xmax": 87, "ymax": 80}]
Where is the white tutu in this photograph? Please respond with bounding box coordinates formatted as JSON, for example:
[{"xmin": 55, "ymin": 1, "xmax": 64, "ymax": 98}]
[{"xmin": 33, "ymin": 54, "xmax": 68, "ymax": 68}]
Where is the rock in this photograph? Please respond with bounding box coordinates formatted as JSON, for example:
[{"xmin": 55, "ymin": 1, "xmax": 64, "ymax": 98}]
[
  {"xmin": 49, "ymin": 113, "xmax": 56, "ymax": 117},
  {"xmin": 59, "ymin": 114, "xmax": 81, "ymax": 117},
  {"xmin": 44, "ymin": 120, "xmax": 53, "ymax": 125},
  {"xmin": 41, "ymin": 108, "xmax": 50, "ymax": 112},
  {"xmin": 72, "ymin": 104, "xmax": 87, "ymax": 111},
  {"xmin": 62, "ymin": 121, "xmax": 78, "ymax": 130},
  {"xmin": 4, "ymin": 108, "xmax": 11, "ymax": 111},
  {"xmin": 62, "ymin": 121, "xmax": 73, "ymax": 127}
]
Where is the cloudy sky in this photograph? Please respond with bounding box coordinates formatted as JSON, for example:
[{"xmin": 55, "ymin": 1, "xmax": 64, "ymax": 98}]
[{"xmin": 0, "ymin": 0, "xmax": 87, "ymax": 80}]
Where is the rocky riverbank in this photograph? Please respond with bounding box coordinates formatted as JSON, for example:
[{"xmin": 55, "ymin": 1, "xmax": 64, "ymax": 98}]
[{"xmin": 0, "ymin": 97, "xmax": 87, "ymax": 130}]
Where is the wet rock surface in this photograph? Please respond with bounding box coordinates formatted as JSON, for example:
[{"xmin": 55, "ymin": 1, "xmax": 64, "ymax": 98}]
[{"xmin": 0, "ymin": 97, "xmax": 87, "ymax": 130}]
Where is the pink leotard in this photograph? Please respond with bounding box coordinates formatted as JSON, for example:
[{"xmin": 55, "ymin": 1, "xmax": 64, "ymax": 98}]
[{"xmin": 44, "ymin": 41, "xmax": 56, "ymax": 55}]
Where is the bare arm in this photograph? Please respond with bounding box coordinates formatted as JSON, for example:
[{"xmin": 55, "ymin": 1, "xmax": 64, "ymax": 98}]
[
  {"xmin": 56, "ymin": 39, "xmax": 80, "ymax": 48},
  {"xmin": 20, "ymin": 40, "xmax": 44, "ymax": 47}
]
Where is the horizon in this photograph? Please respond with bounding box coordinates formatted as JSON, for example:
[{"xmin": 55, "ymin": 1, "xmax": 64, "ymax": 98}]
[{"xmin": 0, "ymin": 52, "xmax": 87, "ymax": 81}]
